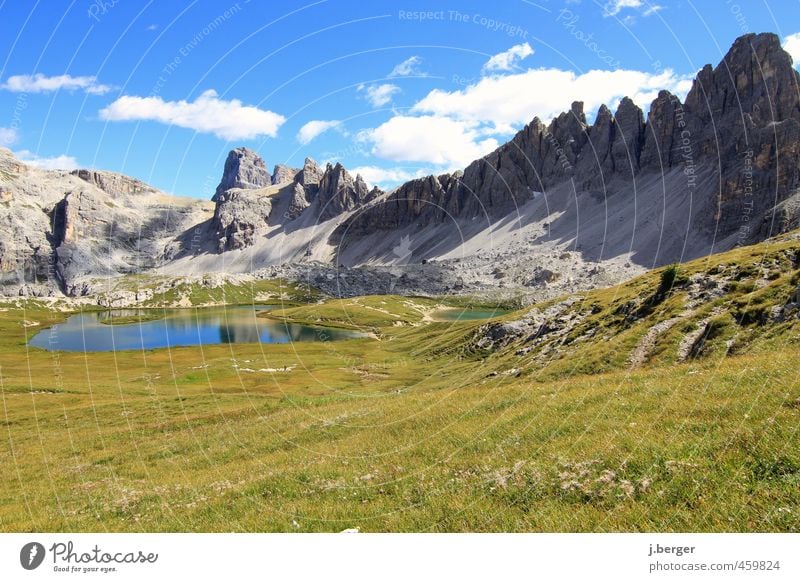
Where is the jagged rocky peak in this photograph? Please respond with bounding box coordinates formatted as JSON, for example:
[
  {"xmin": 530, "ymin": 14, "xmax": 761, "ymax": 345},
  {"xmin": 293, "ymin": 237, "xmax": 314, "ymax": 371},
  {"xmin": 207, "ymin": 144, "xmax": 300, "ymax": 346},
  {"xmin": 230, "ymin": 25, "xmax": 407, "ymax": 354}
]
[
  {"xmin": 572, "ymin": 97, "xmax": 646, "ymax": 186},
  {"xmin": 211, "ymin": 147, "xmax": 275, "ymax": 252},
  {"xmin": 213, "ymin": 147, "xmax": 271, "ymax": 201},
  {"xmin": 271, "ymin": 164, "xmax": 299, "ymax": 185},
  {"xmin": 287, "ymin": 158, "xmax": 382, "ymax": 221},
  {"xmin": 285, "ymin": 157, "xmax": 323, "ymax": 218},
  {"xmin": 611, "ymin": 97, "xmax": 645, "ymax": 176},
  {"xmin": 639, "ymin": 90, "xmax": 683, "ymax": 169},
  {"xmin": 316, "ymin": 162, "xmax": 372, "ymax": 220},
  {"xmin": 298, "ymin": 157, "xmax": 323, "ymax": 188},
  {"xmin": 684, "ymin": 32, "xmax": 799, "ymax": 125}
]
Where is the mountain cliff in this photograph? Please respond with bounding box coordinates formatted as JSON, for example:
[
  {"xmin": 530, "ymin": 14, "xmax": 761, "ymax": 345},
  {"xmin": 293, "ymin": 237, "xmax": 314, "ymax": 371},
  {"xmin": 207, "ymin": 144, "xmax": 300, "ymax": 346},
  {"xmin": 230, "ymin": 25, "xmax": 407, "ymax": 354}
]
[
  {"xmin": 336, "ymin": 33, "xmax": 799, "ymax": 252},
  {"xmin": 1, "ymin": 33, "xmax": 798, "ymax": 298}
]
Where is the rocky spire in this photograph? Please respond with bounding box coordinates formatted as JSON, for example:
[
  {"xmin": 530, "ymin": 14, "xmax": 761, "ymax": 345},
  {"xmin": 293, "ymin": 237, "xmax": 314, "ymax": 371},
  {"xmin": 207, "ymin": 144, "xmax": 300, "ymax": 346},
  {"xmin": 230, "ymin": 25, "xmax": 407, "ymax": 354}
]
[
  {"xmin": 611, "ymin": 97, "xmax": 645, "ymax": 177},
  {"xmin": 213, "ymin": 147, "xmax": 271, "ymax": 201},
  {"xmin": 639, "ymin": 90, "xmax": 683, "ymax": 170},
  {"xmin": 317, "ymin": 163, "xmax": 370, "ymax": 220}
]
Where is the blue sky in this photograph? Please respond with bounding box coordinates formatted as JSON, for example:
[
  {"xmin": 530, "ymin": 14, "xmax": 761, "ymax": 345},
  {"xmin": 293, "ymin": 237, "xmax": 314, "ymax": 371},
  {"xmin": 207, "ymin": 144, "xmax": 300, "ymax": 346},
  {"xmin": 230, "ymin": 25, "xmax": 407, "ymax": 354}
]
[{"xmin": 1, "ymin": 0, "xmax": 799, "ymax": 197}]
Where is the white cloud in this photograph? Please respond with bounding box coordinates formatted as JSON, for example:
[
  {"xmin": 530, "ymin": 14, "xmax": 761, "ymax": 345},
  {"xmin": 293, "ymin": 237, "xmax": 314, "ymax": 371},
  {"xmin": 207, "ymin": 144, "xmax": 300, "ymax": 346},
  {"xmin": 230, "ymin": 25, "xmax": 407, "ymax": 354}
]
[
  {"xmin": 389, "ymin": 56, "xmax": 426, "ymax": 77},
  {"xmin": 0, "ymin": 127, "xmax": 19, "ymax": 147},
  {"xmin": 359, "ymin": 115, "xmax": 499, "ymax": 168},
  {"xmin": 483, "ymin": 43, "xmax": 534, "ymax": 73},
  {"xmin": 412, "ymin": 67, "xmax": 693, "ymax": 128},
  {"xmin": 15, "ymin": 150, "xmax": 78, "ymax": 170},
  {"xmin": 358, "ymin": 83, "xmax": 400, "ymax": 108},
  {"xmin": 784, "ymin": 32, "xmax": 800, "ymax": 67},
  {"xmin": 99, "ymin": 89, "xmax": 286, "ymax": 140},
  {"xmin": 603, "ymin": 0, "xmax": 642, "ymax": 16},
  {"xmin": 602, "ymin": 1, "xmax": 662, "ymax": 17},
  {"xmin": 2, "ymin": 73, "xmax": 112, "ymax": 95},
  {"xmin": 297, "ymin": 119, "xmax": 341, "ymax": 144},
  {"xmin": 356, "ymin": 64, "xmax": 693, "ymax": 172},
  {"xmin": 642, "ymin": 4, "xmax": 664, "ymax": 16},
  {"xmin": 349, "ymin": 165, "xmax": 431, "ymax": 188}
]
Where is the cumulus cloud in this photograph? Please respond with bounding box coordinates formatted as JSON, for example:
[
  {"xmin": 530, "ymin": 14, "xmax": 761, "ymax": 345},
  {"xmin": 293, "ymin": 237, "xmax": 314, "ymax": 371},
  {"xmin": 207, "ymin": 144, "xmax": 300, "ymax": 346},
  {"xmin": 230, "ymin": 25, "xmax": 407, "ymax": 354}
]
[
  {"xmin": 357, "ymin": 83, "xmax": 400, "ymax": 108},
  {"xmin": 348, "ymin": 165, "xmax": 431, "ymax": 188},
  {"xmin": 389, "ymin": 56, "xmax": 427, "ymax": 77},
  {"xmin": 482, "ymin": 43, "xmax": 534, "ymax": 73},
  {"xmin": 358, "ymin": 115, "xmax": 499, "ymax": 168},
  {"xmin": 297, "ymin": 120, "xmax": 341, "ymax": 144},
  {"xmin": 412, "ymin": 67, "xmax": 693, "ymax": 127},
  {"xmin": 0, "ymin": 127, "xmax": 19, "ymax": 147},
  {"xmin": 357, "ymin": 64, "xmax": 693, "ymax": 172},
  {"xmin": 784, "ymin": 32, "xmax": 800, "ymax": 67},
  {"xmin": 15, "ymin": 150, "xmax": 78, "ymax": 170},
  {"xmin": 2, "ymin": 73, "xmax": 113, "ymax": 95},
  {"xmin": 99, "ymin": 89, "xmax": 286, "ymax": 140}
]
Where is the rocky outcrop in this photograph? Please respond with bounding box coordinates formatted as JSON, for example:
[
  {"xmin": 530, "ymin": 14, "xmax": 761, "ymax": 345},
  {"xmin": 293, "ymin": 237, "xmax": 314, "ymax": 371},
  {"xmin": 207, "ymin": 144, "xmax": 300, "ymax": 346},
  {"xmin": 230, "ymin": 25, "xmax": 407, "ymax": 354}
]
[
  {"xmin": 71, "ymin": 169, "xmax": 153, "ymax": 197},
  {"xmin": 286, "ymin": 182, "xmax": 311, "ymax": 219},
  {"xmin": 473, "ymin": 296, "xmax": 585, "ymax": 353},
  {"xmin": 212, "ymin": 188, "xmax": 273, "ymax": 252},
  {"xmin": 610, "ymin": 97, "xmax": 645, "ymax": 178},
  {"xmin": 271, "ymin": 164, "xmax": 299, "ymax": 185},
  {"xmin": 297, "ymin": 157, "xmax": 323, "ymax": 191},
  {"xmin": 213, "ymin": 147, "xmax": 272, "ymax": 202},
  {"xmin": 680, "ymin": 33, "xmax": 800, "ymax": 236},
  {"xmin": 316, "ymin": 163, "xmax": 376, "ymax": 220},
  {"xmin": 288, "ymin": 157, "xmax": 323, "ymax": 213}
]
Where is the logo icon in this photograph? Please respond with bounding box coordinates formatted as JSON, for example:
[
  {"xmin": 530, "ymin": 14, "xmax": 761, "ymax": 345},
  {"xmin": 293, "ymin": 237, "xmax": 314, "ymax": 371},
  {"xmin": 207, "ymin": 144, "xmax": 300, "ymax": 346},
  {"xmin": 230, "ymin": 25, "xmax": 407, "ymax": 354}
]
[{"xmin": 20, "ymin": 542, "xmax": 46, "ymax": 570}]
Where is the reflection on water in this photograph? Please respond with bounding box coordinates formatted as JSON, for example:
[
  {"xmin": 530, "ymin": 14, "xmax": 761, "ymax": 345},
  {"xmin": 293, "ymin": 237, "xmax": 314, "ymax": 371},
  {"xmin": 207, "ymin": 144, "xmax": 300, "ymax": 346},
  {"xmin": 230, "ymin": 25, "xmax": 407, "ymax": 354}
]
[{"xmin": 29, "ymin": 305, "xmax": 363, "ymax": 352}]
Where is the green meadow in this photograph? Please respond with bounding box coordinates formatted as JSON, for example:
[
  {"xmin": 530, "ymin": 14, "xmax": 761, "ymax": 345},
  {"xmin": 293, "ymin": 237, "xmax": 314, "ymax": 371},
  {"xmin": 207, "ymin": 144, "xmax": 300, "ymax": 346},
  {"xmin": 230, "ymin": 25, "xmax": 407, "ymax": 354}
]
[{"xmin": 0, "ymin": 235, "xmax": 798, "ymax": 532}]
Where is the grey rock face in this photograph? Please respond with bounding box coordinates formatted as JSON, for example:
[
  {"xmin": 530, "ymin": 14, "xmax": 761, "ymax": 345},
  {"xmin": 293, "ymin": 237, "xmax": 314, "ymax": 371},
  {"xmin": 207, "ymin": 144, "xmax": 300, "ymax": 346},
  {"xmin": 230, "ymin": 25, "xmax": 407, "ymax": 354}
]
[
  {"xmin": 298, "ymin": 157, "xmax": 323, "ymax": 191},
  {"xmin": 284, "ymin": 157, "xmax": 325, "ymax": 219},
  {"xmin": 680, "ymin": 33, "xmax": 800, "ymax": 237},
  {"xmin": 271, "ymin": 164, "xmax": 299, "ymax": 185},
  {"xmin": 338, "ymin": 173, "xmax": 454, "ymax": 235},
  {"xmin": 213, "ymin": 188, "xmax": 273, "ymax": 252},
  {"xmin": 286, "ymin": 182, "xmax": 311, "ymax": 219},
  {"xmin": 0, "ymin": 148, "xmax": 211, "ymax": 296},
  {"xmin": 211, "ymin": 148, "xmax": 275, "ymax": 251},
  {"xmin": 316, "ymin": 163, "xmax": 373, "ymax": 220},
  {"xmin": 71, "ymin": 169, "xmax": 153, "ymax": 197},
  {"xmin": 639, "ymin": 90, "xmax": 682, "ymax": 170},
  {"xmin": 610, "ymin": 97, "xmax": 645, "ymax": 178},
  {"xmin": 213, "ymin": 147, "xmax": 271, "ymax": 201}
]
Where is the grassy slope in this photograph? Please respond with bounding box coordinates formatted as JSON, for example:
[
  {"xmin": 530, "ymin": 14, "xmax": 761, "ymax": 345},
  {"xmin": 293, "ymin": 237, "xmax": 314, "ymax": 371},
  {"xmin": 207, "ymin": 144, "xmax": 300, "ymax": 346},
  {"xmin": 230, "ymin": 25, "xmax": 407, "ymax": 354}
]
[
  {"xmin": 261, "ymin": 295, "xmax": 443, "ymax": 331},
  {"xmin": 0, "ymin": 234, "xmax": 798, "ymax": 532}
]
